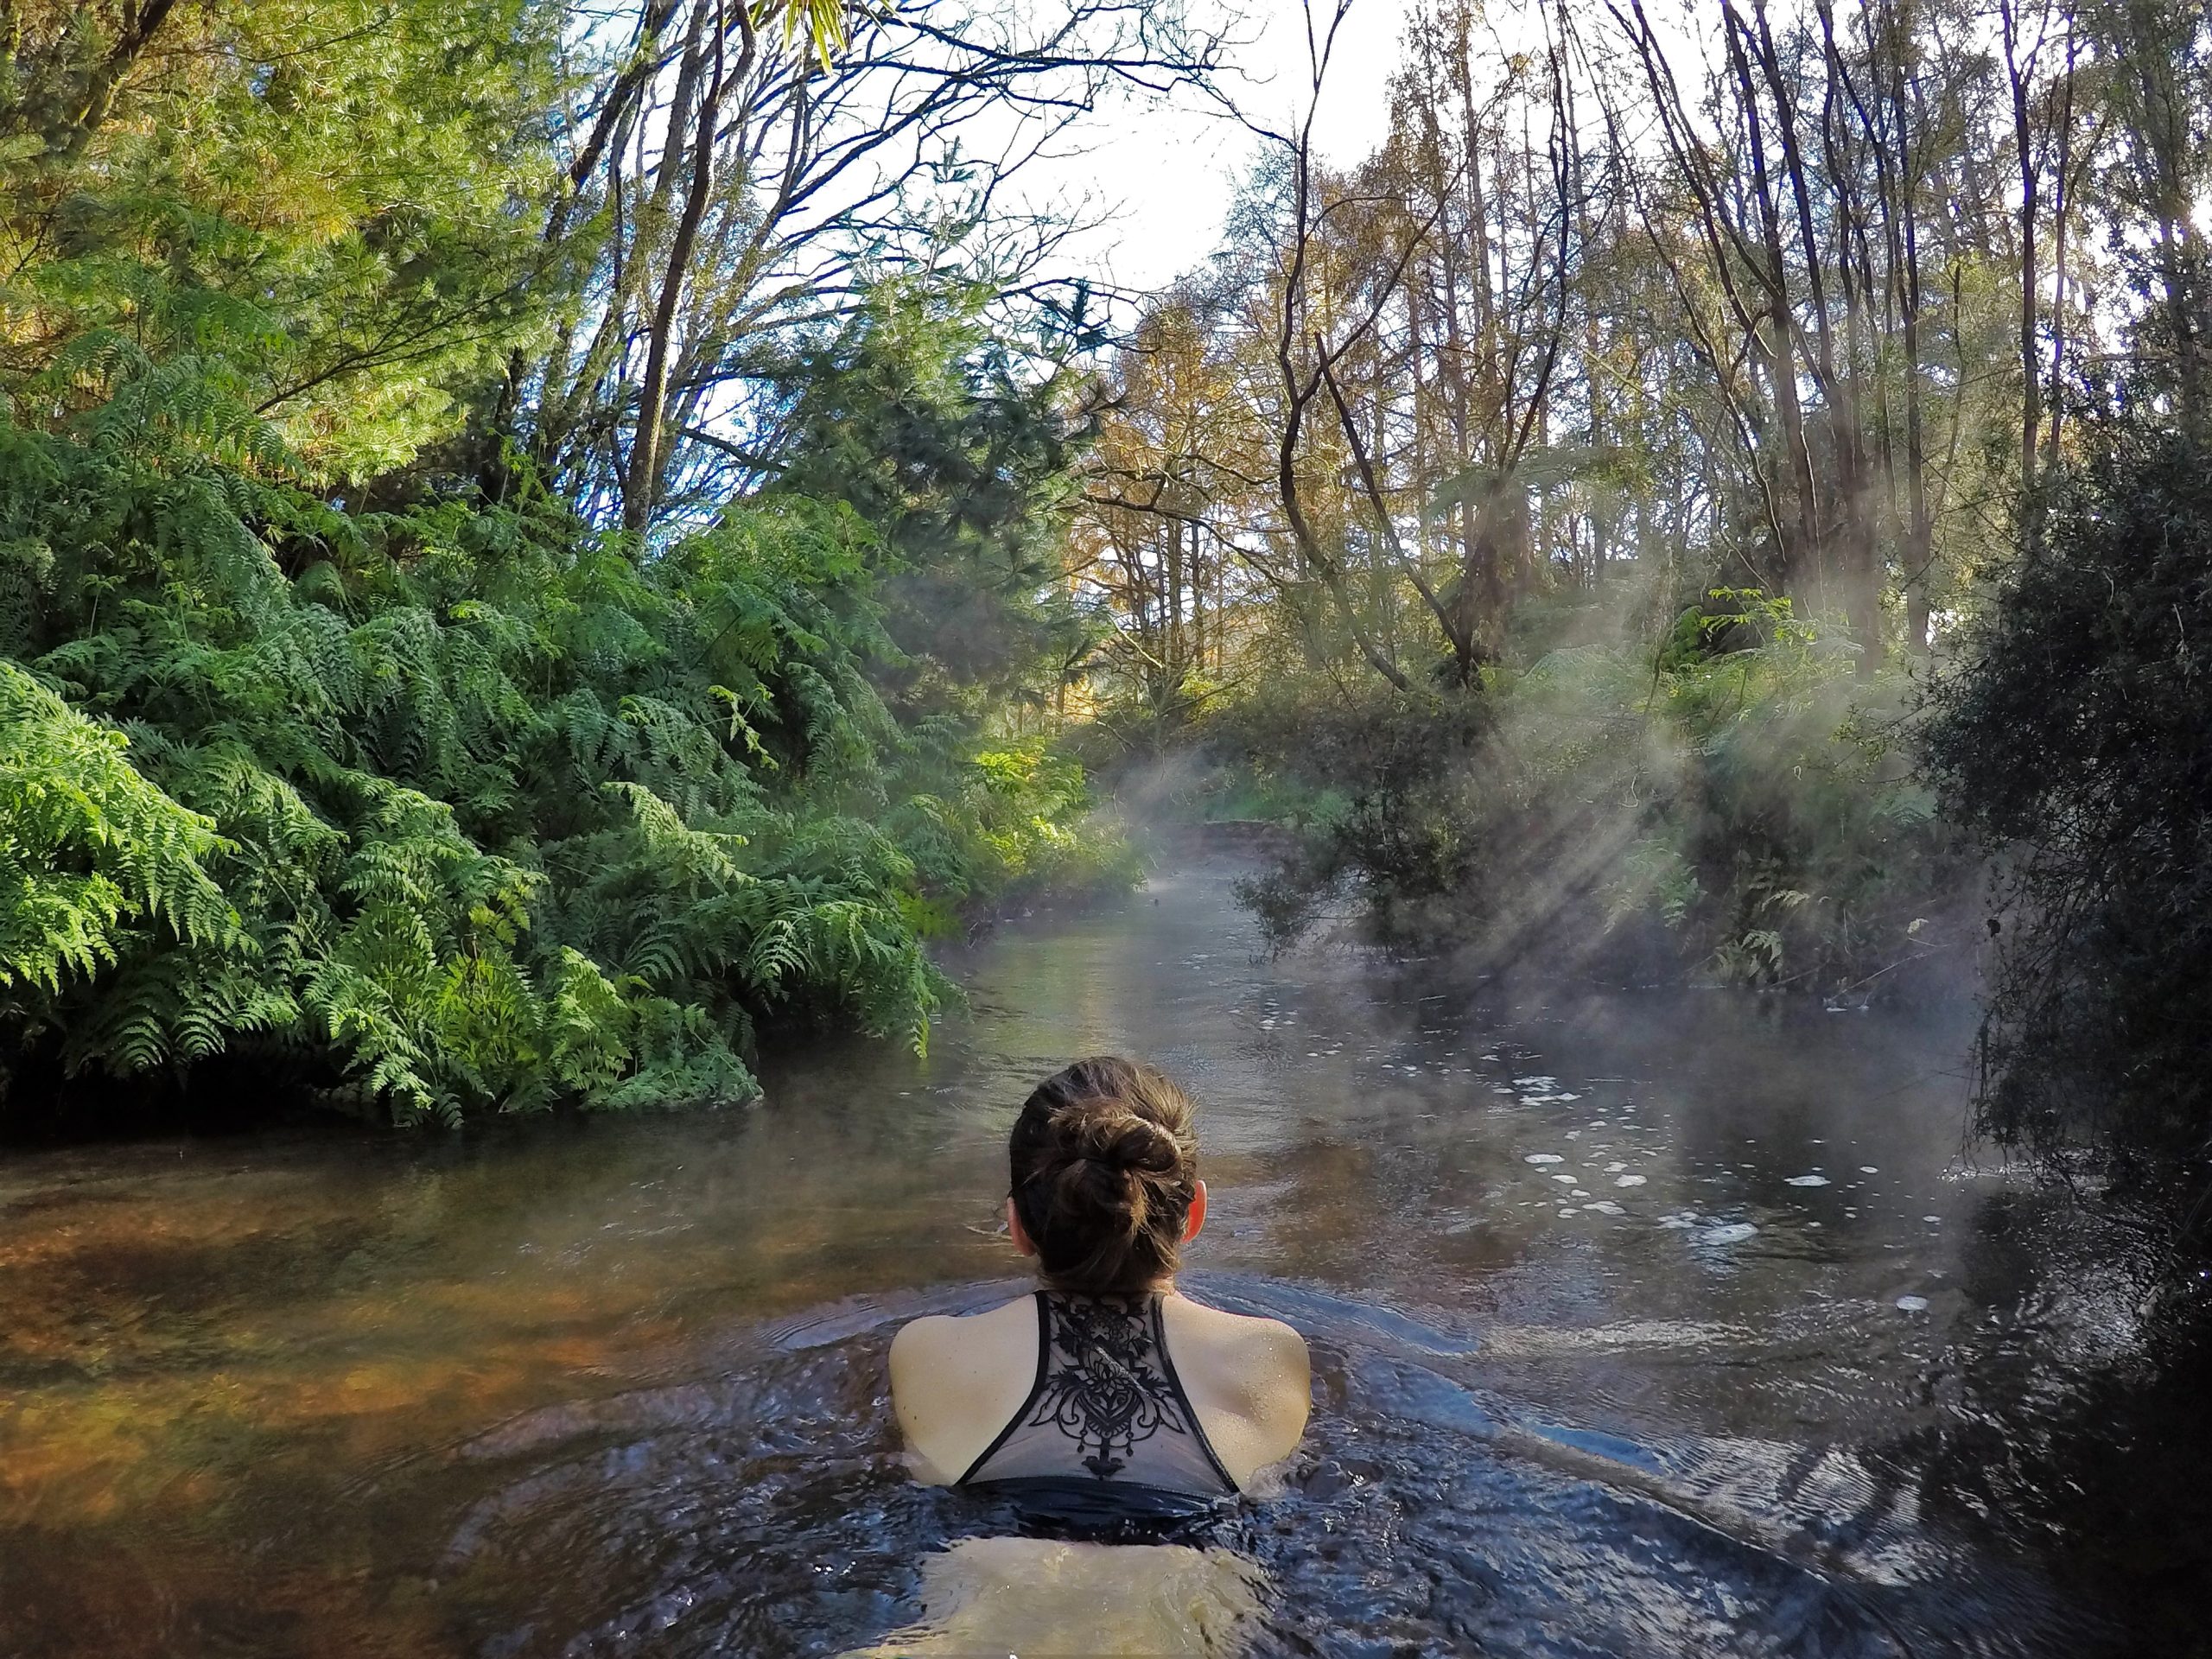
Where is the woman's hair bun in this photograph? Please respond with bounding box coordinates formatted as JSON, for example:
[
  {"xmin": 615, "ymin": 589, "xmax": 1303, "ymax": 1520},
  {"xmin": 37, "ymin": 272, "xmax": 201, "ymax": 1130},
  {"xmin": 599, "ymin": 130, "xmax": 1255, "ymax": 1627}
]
[
  {"xmin": 1008, "ymin": 1058, "xmax": 1199, "ymax": 1295},
  {"xmin": 1064, "ymin": 1100, "xmax": 1179, "ymax": 1173}
]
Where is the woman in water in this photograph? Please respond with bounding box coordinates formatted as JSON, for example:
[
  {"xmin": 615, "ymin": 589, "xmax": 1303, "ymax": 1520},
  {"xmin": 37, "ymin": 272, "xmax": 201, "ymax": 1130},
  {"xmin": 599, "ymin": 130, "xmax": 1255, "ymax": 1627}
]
[
  {"xmin": 865, "ymin": 1058, "xmax": 1309, "ymax": 1656},
  {"xmin": 891, "ymin": 1055, "xmax": 1311, "ymax": 1519}
]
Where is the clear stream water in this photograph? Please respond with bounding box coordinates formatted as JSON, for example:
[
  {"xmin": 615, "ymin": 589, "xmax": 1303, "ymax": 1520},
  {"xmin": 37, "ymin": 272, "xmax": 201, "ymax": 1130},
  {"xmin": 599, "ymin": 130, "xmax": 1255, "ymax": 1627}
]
[{"xmin": 2, "ymin": 857, "xmax": 2208, "ymax": 1657}]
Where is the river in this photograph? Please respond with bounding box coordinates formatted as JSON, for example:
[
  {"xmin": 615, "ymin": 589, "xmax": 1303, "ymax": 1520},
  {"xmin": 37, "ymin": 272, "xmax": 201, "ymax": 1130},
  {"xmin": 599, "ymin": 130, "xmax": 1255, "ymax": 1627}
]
[{"xmin": 1, "ymin": 857, "xmax": 2206, "ymax": 1656}]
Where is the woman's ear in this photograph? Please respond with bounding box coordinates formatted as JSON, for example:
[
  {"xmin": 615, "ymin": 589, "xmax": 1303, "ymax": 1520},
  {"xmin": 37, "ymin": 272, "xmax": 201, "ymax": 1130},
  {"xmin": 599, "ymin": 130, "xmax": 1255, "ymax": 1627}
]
[
  {"xmin": 1006, "ymin": 1196, "xmax": 1039, "ymax": 1257},
  {"xmin": 1182, "ymin": 1179, "xmax": 1208, "ymax": 1243}
]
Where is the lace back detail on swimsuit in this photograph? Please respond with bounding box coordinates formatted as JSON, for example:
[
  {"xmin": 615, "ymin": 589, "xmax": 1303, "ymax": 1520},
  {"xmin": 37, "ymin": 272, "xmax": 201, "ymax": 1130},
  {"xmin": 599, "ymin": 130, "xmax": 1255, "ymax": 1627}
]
[{"xmin": 957, "ymin": 1292, "xmax": 1237, "ymax": 1499}]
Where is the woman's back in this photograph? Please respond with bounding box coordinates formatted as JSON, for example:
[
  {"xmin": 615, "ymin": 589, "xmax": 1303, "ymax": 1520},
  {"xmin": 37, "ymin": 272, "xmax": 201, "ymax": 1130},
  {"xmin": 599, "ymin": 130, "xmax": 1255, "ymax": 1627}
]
[
  {"xmin": 892, "ymin": 1287, "xmax": 1308, "ymax": 1501},
  {"xmin": 887, "ymin": 1055, "xmax": 1310, "ymax": 1522}
]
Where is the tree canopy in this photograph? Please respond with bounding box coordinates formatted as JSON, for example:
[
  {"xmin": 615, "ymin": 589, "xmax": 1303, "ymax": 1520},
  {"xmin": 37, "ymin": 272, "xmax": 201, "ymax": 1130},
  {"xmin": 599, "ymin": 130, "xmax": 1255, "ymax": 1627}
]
[
  {"xmin": 1059, "ymin": 0, "xmax": 2212, "ymax": 1211},
  {"xmin": 0, "ymin": 0, "xmax": 1198, "ymax": 1126}
]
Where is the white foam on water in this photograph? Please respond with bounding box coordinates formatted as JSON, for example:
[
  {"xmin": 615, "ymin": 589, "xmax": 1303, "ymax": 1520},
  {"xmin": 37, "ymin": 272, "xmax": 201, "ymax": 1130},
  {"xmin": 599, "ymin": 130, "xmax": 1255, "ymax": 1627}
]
[{"xmin": 1697, "ymin": 1222, "xmax": 1758, "ymax": 1246}]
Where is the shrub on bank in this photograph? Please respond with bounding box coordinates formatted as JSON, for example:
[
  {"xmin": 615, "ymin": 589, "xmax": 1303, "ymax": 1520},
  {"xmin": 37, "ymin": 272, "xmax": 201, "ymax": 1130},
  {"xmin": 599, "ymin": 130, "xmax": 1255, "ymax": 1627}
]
[
  {"xmin": 0, "ymin": 372, "xmax": 1125, "ymax": 1128},
  {"xmin": 1187, "ymin": 594, "xmax": 1967, "ymax": 995},
  {"xmin": 1923, "ymin": 410, "xmax": 2212, "ymax": 1191}
]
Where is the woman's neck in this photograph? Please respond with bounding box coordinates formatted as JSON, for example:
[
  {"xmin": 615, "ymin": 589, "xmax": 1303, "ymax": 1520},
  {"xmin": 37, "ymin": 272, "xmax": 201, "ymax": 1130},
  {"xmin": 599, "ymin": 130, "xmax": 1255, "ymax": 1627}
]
[{"xmin": 1042, "ymin": 1277, "xmax": 1176, "ymax": 1298}]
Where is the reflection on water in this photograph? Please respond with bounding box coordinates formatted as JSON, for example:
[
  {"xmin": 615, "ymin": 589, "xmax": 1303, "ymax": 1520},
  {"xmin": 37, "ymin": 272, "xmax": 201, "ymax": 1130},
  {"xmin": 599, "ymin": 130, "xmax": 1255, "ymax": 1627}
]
[
  {"xmin": 839, "ymin": 1538, "xmax": 1265, "ymax": 1657},
  {"xmin": 0, "ymin": 859, "xmax": 2202, "ymax": 1656}
]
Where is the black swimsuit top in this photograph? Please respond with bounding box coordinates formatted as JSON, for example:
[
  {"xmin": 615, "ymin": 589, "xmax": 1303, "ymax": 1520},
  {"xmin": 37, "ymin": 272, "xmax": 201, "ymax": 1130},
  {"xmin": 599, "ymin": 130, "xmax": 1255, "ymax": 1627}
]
[{"xmin": 955, "ymin": 1290, "xmax": 1240, "ymax": 1522}]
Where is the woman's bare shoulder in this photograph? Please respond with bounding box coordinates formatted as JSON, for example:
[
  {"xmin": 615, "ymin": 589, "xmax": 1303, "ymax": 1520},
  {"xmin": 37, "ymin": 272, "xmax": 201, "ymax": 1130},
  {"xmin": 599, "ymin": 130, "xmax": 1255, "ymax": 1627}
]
[
  {"xmin": 890, "ymin": 1293, "xmax": 1035, "ymax": 1371},
  {"xmin": 1162, "ymin": 1297, "xmax": 1311, "ymax": 1414},
  {"xmin": 889, "ymin": 1292, "xmax": 1039, "ymax": 1484},
  {"xmin": 1161, "ymin": 1295, "xmax": 1311, "ymax": 1482},
  {"xmin": 1167, "ymin": 1296, "xmax": 1309, "ymax": 1364}
]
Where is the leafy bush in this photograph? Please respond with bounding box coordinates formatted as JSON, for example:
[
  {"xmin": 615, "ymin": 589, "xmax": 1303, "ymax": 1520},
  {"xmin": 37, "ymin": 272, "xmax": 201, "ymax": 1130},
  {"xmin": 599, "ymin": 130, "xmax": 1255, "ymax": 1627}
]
[
  {"xmin": 0, "ymin": 663, "xmax": 239, "ymax": 1003},
  {"xmin": 0, "ymin": 358, "xmax": 1122, "ymax": 1127},
  {"xmin": 1205, "ymin": 593, "xmax": 1965, "ymax": 992},
  {"xmin": 1213, "ymin": 678, "xmax": 1495, "ymax": 951},
  {"xmin": 952, "ymin": 741, "xmax": 1146, "ymax": 903},
  {"xmin": 1924, "ymin": 410, "xmax": 2212, "ymax": 1192}
]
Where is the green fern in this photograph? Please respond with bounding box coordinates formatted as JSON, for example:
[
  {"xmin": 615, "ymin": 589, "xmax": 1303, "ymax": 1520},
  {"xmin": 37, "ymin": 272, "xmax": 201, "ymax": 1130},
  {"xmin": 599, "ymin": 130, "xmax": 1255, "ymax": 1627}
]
[
  {"xmin": 0, "ymin": 349, "xmax": 1122, "ymax": 1125},
  {"xmin": 0, "ymin": 661, "xmax": 240, "ymax": 995}
]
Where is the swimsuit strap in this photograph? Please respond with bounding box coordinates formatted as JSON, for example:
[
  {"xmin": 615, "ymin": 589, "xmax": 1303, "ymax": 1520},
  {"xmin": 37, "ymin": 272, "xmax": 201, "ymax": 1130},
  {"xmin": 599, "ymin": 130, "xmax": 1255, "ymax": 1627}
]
[
  {"xmin": 1147, "ymin": 1292, "xmax": 1240, "ymax": 1492},
  {"xmin": 954, "ymin": 1292, "xmax": 1051, "ymax": 1485}
]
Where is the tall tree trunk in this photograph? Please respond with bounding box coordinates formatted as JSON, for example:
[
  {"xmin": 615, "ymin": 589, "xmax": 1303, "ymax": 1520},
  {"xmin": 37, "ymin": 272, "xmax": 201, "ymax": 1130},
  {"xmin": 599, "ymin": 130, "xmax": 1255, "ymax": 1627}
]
[
  {"xmin": 2001, "ymin": 0, "xmax": 2044, "ymax": 537},
  {"xmin": 625, "ymin": 1, "xmax": 755, "ymax": 536},
  {"xmin": 1723, "ymin": 3, "xmax": 1820, "ymax": 596},
  {"xmin": 1873, "ymin": 0, "xmax": 1932, "ymax": 653},
  {"xmin": 2044, "ymin": 19, "xmax": 2079, "ymax": 483}
]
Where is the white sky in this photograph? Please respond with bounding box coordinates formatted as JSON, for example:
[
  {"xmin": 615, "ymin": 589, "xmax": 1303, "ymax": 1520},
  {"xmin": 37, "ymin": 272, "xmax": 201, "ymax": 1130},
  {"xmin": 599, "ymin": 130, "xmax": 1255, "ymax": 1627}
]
[{"xmin": 1021, "ymin": 0, "xmax": 1414, "ymax": 296}]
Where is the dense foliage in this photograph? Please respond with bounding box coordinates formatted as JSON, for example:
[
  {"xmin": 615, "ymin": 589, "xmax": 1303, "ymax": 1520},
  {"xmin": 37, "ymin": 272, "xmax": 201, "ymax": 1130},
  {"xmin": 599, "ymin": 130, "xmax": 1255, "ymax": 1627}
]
[
  {"xmin": 0, "ymin": 352, "xmax": 1129, "ymax": 1126},
  {"xmin": 1065, "ymin": 2, "xmax": 2212, "ymax": 1205},
  {"xmin": 1924, "ymin": 404, "xmax": 2212, "ymax": 1192},
  {"xmin": 6, "ymin": 0, "xmax": 2210, "ymax": 1190},
  {"xmin": 1191, "ymin": 591, "xmax": 1961, "ymax": 993},
  {"xmin": 0, "ymin": 3, "xmax": 1146, "ymax": 1128}
]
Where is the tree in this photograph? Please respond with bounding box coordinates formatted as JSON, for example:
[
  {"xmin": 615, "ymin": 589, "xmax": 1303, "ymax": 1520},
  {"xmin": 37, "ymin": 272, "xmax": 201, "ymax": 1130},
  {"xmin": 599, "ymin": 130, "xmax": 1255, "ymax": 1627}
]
[
  {"xmin": 1924, "ymin": 400, "xmax": 2212, "ymax": 1205},
  {"xmin": 0, "ymin": 0, "xmax": 1149, "ymax": 1128},
  {"xmin": 1077, "ymin": 285, "xmax": 1268, "ymax": 731},
  {"xmin": 0, "ymin": 0, "xmax": 564, "ymax": 480},
  {"xmin": 1924, "ymin": 0, "xmax": 2212, "ymax": 1221},
  {"xmin": 758, "ymin": 278, "xmax": 1101, "ymax": 715},
  {"xmin": 506, "ymin": 0, "xmax": 1225, "ymax": 533}
]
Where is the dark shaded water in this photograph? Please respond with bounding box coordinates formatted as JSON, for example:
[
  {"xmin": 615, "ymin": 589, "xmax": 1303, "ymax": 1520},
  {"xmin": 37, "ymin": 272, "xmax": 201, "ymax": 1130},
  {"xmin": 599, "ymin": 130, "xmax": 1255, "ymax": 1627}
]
[{"xmin": 3, "ymin": 859, "xmax": 2208, "ymax": 1656}]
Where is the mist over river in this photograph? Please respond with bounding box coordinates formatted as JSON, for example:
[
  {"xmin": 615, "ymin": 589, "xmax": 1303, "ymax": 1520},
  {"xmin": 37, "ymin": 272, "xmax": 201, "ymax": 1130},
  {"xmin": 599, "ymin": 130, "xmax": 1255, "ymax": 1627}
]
[{"xmin": 3, "ymin": 857, "xmax": 2207, "ymax": 1657}]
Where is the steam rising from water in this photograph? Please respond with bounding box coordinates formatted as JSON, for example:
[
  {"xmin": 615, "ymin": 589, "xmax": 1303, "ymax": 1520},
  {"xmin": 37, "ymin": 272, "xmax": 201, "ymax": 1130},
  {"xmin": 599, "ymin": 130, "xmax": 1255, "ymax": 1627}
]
[{"xmin": 0, "ymin": 858, "xmax": 2191, "ymax": 1656}]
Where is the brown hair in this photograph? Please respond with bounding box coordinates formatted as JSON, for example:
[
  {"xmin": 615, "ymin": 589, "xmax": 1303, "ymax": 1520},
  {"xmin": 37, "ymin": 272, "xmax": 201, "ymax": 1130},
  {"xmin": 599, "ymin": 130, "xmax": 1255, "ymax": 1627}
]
[{"xmin": 1008, "ymin": 1056, "xmax": 1199, "ymax": 1295}]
